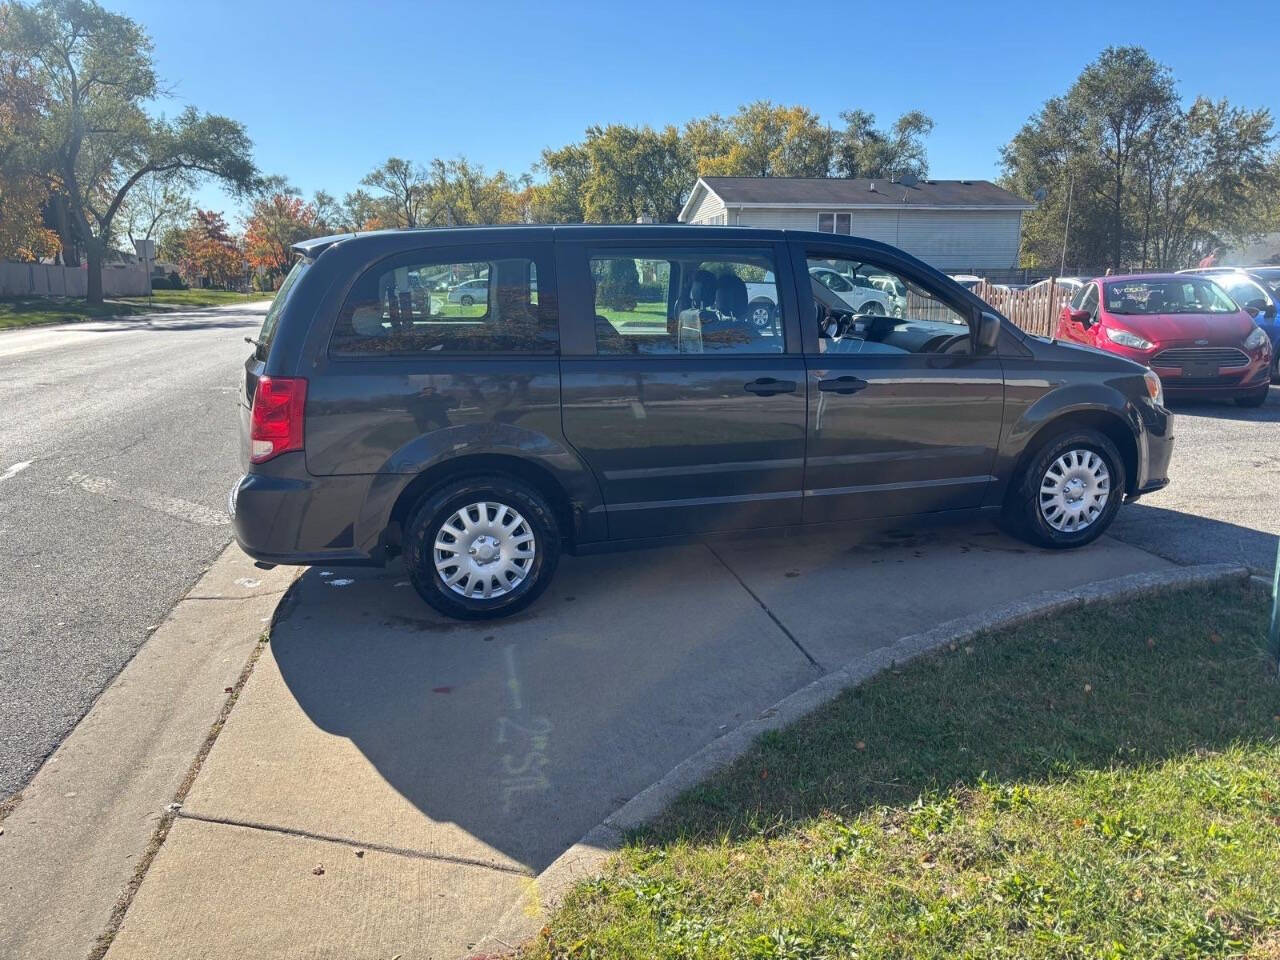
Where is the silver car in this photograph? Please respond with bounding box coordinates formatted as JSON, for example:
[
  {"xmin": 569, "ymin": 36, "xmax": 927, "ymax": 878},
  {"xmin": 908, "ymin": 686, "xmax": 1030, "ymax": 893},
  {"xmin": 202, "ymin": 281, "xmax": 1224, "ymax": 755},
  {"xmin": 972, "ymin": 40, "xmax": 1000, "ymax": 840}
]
[{"xmin": 447, "ymin": 278, "xmax": 489, "ymax": 306}]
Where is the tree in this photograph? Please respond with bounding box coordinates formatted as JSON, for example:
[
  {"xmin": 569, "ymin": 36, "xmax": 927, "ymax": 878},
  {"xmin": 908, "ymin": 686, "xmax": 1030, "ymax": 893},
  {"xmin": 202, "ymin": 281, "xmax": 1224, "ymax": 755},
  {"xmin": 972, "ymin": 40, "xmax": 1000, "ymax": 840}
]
[
  {"xmin": 532, "ymin": 141, "xmax": 590, "ymax": 222},
  {"xmin": 596, "ymin": 257, "xmax": 639, "ymax": 310},
  {"xmin": 360, "ymin": 156, "xmax": 427, "ymax": 227},
  {"xmin": 1070, "ymin": 47, "xmax": 1177, "ymax": 270},
  {"xmin": 119, "ymin": 172, "xmax": 190, "ymax": 247},
  {"xmin": 0, "ymin": 3, "xmax": 59, "ymax": 261},
  {"xmin": 536, "ymin": 125, "xmax": 692, "ymax": 224},
  {"xmin": 833, "ymin": 110, "xmax": 934, "ymax": 179},
  {"xmin": 422, "ymin": 156, "xmax": 527, "ymax": 225},
  {"xmin": 243, "ymin": 192, "xmax": 318, "ymax": 283},
  {"xmin": 696, "ymin": 101, "xmax": 833, "ymax": 178},
  {"xmin": 168, "ymin": 208, "xmax": 241, "ymax": 288},
  {"xmin": 1002, "ymin": 46, "xmax": 1276, "ymax": 271},
  {"xmin": 4, "ymin": 0, "xmax": 258, "ymax": 302}
]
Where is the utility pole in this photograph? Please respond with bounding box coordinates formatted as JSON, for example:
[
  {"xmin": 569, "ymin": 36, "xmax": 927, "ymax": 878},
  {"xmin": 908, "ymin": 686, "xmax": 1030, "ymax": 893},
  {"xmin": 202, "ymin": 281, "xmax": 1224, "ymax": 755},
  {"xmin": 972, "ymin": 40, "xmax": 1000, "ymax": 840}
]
[{"xmin": 1270, "ymin": 537, "xmax": 1280, "ymax": 668}]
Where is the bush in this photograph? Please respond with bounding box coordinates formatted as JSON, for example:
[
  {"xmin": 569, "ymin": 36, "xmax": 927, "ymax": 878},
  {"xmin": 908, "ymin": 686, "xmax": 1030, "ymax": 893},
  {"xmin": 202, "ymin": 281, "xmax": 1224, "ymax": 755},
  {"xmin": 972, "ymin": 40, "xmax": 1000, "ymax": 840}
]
[
  {"xmin": 597, "ymin": 258, "xmax": 641, "ymax": 311},
  {"xmin": 636, "ymin": 282, "xmax": 665, "ymax": 302},
  {"xmin": 150, "ymin": 275, "xmax": 173, "ymax": 290},
  {"xmin": 167, "ymin": 270, "xmax": 186, "ymax": 290}
]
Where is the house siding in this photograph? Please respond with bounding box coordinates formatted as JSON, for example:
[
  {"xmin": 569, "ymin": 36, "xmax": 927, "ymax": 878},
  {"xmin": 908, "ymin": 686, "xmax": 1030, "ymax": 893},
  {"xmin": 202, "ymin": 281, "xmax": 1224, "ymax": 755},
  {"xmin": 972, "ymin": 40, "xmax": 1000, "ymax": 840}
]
[
  {"xmin": 686, "ymin": 190, "xmax": 727, "ymax": 225},
  {"xmin": 686, "ymin": 198, "xmax": 1023, "ymax": 270}
]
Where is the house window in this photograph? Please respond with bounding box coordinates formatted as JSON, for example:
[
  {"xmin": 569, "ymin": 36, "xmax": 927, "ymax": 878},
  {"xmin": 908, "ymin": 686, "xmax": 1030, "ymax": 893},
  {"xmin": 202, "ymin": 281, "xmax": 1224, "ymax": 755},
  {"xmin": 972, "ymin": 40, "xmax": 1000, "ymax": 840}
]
[
  {"xmin": 698, "ymin": 212, "xmax": 727, "ymax": 225},
  {"xmin": 817, "ymin": 212, "xmax": 852, "ymax": 235}
]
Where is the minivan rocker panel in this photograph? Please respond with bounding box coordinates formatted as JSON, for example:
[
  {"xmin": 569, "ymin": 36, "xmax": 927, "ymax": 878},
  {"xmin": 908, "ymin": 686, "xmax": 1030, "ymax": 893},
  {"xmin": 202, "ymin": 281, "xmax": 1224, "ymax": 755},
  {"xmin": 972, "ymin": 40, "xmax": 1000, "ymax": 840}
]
[{"xmin": 230, "ymin": 225, "xmax": 1174, "ymax": 620}]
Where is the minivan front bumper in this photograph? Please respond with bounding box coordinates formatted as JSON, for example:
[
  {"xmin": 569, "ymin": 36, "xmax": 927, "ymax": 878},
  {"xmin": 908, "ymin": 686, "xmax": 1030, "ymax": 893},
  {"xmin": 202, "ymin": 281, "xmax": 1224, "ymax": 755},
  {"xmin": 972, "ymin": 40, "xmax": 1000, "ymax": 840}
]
[{"xmin": 1132, "ymin": 400, "xmax": 1174, "ymax": 497}]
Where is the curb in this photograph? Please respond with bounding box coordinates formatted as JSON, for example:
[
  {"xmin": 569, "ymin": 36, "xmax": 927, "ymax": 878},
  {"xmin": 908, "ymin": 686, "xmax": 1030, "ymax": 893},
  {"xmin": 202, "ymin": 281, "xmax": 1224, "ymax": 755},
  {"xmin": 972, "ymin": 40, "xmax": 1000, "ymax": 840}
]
[{"xmin": 472, "ymin": 561, "xmax": 1251, "ymax": 956}]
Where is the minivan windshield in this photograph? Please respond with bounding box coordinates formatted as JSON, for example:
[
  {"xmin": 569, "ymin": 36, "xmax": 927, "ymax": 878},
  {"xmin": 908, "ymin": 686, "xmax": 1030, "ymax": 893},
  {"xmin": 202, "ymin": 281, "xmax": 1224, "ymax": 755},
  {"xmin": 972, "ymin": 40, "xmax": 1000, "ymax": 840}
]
[
  {"xmin": 1103, "ymin": 277, "xmax": 1238, "ymax": 315},
  {"xmin": 255, "ymin": 258, "xmax": 311, "ymax": 357}
]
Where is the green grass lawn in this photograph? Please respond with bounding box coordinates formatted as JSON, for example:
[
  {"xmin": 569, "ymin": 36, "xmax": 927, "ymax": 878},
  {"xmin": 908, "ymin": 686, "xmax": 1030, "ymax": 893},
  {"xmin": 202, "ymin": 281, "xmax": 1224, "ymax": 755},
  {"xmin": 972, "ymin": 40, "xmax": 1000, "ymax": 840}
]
[
  {"xmin": 598, "ymin": 300, "xmax": 670, "ymax": 330},
  {"xmin": 527, "ymin": 582, "xmax": 1280, "ymax": 959},
  {"xmin": 0, "ymin": 289, "xmax": 267, "ymax": 330}
]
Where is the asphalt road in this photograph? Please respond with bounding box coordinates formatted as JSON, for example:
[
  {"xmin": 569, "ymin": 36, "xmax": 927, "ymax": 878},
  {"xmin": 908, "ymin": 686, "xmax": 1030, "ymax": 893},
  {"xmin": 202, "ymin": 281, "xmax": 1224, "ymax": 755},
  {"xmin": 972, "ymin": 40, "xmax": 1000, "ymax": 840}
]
[
  {"xmin": 0, "ymin": 302, "xmax": 269, "ymax": 800},
  {"xmin": 1, "ymin": 305, "xmax": 1276, "ymax": 801},
  {"xmin": 1110, "ymin": 389, "xmax": 1280, "ymax": 572}
]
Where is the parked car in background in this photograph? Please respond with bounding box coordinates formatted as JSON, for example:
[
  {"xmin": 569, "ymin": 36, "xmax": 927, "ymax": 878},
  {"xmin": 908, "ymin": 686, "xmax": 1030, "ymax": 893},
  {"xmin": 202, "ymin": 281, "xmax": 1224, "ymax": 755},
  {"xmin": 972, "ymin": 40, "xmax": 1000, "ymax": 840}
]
[
  {"xmin": 448, "ymin": 277, "xmax": 489, "ymax": 305},
  {"xmin": 233, "ymin": 225, "xmax": 1173, "ymax": 620},
  {"xmin": 1057, "ymin": 274, "xmax": 1271, "ymax": 406},
  {"xmin": 746, "ymin": 265, "xmax": 894, "ymax": 324},
  {"xmin": 1180, "ymin": 269, "xmax": 1280, "ymax": 381},
  {"xmin": 948, "ymin": 273, "xmax": 983, "ymax": 290},
  {"xmin": 809, "ymin": 265, "xmax": 895, "ymax": 314},
  {"xmin": 1028, "ymin": 276, "xmax": 1090, "ymax": 295}
]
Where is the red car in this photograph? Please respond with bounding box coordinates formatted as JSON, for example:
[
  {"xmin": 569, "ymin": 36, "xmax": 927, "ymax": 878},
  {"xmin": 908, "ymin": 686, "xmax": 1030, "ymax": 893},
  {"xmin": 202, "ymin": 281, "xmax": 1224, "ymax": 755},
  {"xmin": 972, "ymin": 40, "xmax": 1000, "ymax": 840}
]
[{"xmin": 1057, "ymin": 274, "xmax": 1272, "ymax": 407}]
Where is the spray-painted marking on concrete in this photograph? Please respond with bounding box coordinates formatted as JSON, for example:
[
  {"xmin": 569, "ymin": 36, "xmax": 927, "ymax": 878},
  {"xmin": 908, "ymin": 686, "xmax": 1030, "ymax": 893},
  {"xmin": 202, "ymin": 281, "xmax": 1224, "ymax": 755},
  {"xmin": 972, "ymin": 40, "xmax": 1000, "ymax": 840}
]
[{"xmin": 497, "ymin": 645, "xmax": 552, "ymax": 813}]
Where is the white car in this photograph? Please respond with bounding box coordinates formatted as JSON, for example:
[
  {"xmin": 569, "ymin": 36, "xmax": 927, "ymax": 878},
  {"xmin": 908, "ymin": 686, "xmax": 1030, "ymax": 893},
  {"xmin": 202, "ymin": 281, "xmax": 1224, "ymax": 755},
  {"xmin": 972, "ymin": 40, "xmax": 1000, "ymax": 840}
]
[
  {"xmin": 1027, "ymin": 276, "xmax": 1089, "ymax": 295},
  {"xmin": 947, "ymin": 274, "xmax": 984, "ymax": 290},
  {"xmin": 742, "ymin": 266, "xmax": 893, "ymax": 328},
  {"xmin": 447, "ymin": 278, "xmax": 489, "ymax": 305},
  {"xmin": 807, "ymin": 266, "xmax": 894, "ymax": 315}
]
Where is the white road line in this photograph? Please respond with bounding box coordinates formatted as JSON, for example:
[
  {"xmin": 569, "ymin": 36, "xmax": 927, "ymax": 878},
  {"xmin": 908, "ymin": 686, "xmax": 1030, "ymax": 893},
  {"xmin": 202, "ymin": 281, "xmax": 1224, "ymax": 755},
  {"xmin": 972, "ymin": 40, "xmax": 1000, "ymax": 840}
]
[
  {"xmin": 1, "ymin": 461, "xmax": 32, "ymax": 482},
  {"xmin": 65, "ymin": 473, "xmax": 229, "ymax": 526}
]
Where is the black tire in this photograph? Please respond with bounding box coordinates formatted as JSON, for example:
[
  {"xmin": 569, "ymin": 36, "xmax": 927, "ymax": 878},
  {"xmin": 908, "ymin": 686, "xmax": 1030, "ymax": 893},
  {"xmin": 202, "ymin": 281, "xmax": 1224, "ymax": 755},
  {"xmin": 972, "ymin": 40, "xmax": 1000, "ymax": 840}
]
[
  {"xmin": 1235, "ymin": 386, "xmax": 1269, "ymax": 408},
  {"xmin": 403, "ymin": 474, "xmax": 560, "ymax": 620},
  {"xmin": 1271, "ymin": 352, "xmax": 1279, "ymax": 386},
  {"xmin": 1002, "ymin": 428, "xmax": 1126, "ymax": 549},
  {"xmin": 460, "ymin": 294, "xmax": 475, "ymax": 307},
  {"xmin": 862, "ymin": 300, "xmax": 885, "ymax": 316}
]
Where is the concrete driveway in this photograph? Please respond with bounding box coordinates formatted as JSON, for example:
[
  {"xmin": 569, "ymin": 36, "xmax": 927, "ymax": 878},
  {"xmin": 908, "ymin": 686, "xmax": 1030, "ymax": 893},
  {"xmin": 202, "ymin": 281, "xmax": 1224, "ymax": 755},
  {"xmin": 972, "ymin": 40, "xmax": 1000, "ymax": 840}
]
[{"xmin": 106, "ymin": 520, "xmax": 1174, "ymax": 959}]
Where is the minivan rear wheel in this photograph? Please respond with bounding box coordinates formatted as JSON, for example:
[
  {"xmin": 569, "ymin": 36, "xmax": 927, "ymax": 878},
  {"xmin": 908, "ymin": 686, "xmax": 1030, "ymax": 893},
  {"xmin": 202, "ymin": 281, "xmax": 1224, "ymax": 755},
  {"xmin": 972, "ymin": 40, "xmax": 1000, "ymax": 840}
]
[
  {"xmin": 403, "ymin": 475, "xmax": 560, "ymax": 620},
  {"xmin": 1003, "ymin": 428, "xmax": 1125, "ymax": 549}
]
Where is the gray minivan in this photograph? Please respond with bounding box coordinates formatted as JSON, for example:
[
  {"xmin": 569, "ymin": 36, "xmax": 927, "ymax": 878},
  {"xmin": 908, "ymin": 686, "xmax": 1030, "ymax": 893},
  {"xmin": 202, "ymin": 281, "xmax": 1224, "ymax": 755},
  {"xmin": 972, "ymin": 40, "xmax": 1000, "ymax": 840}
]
[{"xmin": 231, "ymin": 225, "xmax": 1173, "ymax": 619}]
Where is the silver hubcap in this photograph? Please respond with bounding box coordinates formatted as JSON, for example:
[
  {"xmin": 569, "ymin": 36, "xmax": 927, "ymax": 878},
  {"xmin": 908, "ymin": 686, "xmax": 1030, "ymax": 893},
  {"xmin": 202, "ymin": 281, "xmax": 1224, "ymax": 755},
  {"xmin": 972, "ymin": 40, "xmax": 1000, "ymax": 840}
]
[
  {"xmin": 751, "ymin": 306, "xmax": 771, "ymax": 327},
  {"xmin": 434, "ymin": 501, "xmax": 536, "ymax": 599},
  {"xmin": 1040, "ymin": 449, "xmax": 1110, "ymax": 533}
]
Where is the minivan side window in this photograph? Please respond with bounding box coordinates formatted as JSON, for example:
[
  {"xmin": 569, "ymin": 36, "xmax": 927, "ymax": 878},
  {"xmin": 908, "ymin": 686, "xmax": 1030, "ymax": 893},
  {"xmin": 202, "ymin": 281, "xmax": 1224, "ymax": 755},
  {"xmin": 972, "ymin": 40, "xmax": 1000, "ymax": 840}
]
[
  {"xmin": 806, "ymin": 255, "xmax": 972, "ymax": 355},
  {"xmin": 330, "ymin": 253, "xmax": 554, "ymax": 356},
  {"xmin": 589, "ymin": 248, "xmax": 784, "ymax": 355}
]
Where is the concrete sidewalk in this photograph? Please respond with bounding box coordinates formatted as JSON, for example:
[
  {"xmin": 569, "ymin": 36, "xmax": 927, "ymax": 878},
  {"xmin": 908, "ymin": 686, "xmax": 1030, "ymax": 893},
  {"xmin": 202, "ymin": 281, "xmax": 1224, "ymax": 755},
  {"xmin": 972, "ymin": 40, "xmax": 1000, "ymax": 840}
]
[{"xmin": 103, "ymin": 523, "xmax": 1174, "ymax": 959}]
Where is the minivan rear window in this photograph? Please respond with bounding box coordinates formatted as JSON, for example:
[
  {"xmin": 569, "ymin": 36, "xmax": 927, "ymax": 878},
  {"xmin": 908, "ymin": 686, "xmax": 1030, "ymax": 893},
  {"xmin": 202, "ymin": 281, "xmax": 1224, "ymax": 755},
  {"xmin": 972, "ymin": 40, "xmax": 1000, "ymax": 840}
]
[
  {"xmin": 330, "ymin": 253, "xmax": 554, "ymax": 356},
  {"xmin": 256, "ymin": 257, "xmax": 310, "ymax": 357}
]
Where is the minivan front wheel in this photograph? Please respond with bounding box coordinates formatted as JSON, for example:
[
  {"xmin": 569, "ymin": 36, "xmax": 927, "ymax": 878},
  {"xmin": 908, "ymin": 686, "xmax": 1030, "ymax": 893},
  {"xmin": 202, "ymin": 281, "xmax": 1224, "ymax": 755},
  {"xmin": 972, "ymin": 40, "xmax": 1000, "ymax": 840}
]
[
  {"xmin": 1005, "ymin": 428, "xmax": 1125, "ymax": 549},
  {"xmin": 403, "ymin": 475, "xmax": 560, "ymax": 620}
]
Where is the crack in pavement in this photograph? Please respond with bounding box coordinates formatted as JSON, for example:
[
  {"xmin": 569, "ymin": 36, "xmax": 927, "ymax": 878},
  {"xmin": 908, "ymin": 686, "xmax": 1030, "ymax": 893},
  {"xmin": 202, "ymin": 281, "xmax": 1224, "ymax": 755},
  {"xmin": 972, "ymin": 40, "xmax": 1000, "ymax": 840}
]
[{"xmin": 173, "ymin": 810, "xmax": 534, "ymax": 877}]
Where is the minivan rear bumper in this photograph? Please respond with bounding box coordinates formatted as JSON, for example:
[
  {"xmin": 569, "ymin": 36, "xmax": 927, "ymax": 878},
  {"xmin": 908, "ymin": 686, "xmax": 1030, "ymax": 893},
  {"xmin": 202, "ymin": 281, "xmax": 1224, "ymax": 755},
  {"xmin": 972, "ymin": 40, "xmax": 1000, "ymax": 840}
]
[{"xmin": 229, "ymin": 460, "xmax": 381, "ymax": 566}]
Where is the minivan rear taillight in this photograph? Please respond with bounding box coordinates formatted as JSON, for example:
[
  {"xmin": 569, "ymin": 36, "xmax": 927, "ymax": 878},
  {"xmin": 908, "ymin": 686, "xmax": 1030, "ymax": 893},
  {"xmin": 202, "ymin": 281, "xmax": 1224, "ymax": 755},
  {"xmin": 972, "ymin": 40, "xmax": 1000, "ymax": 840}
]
[{"xmin": 249, "ymin": 376, "xmax": 307, "ymax": 463}]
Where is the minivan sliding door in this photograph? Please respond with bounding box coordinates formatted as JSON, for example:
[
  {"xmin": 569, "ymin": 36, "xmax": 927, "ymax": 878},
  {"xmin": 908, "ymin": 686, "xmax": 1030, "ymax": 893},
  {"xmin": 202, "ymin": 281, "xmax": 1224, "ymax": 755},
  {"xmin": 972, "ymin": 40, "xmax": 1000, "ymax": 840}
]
[{"xmin": 557, "ymin": 240, "xmax": 807, "ymax": 540}]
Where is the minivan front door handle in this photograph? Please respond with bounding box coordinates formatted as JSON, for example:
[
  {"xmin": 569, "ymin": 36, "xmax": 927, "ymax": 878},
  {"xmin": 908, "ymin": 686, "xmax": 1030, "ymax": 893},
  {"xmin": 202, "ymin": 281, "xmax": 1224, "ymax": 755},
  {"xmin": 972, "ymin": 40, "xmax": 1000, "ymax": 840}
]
[
  {"xmin": 743, "ymin": 377, "xmax": 796, "ymax": 396},
  {"xmin": 818, "ymin": 375, "xmax": 869, "ymax": 395}
]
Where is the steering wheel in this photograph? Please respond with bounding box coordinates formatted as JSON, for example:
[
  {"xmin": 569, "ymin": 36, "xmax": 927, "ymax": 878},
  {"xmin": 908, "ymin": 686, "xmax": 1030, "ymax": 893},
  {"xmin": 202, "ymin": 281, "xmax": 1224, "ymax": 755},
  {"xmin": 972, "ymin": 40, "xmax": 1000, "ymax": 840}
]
[{"xmin": 939, "ymin": 334, "xmax": 971, "ymax": 355}]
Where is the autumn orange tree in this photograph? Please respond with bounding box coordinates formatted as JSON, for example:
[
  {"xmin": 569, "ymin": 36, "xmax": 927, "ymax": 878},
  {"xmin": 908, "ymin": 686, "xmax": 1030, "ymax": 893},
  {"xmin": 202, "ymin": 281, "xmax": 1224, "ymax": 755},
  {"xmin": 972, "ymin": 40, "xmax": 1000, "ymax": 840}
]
[
  {"xmin": 0, "ymin": 4, "xmax": 59, "ymax": 261},
  {"xmin": 243, "ymin": 192, "xmax": 319, "ymax": 285},
  {"xmin": 166, "ymin": 209, "xmax": 243, "ymax": 289}
]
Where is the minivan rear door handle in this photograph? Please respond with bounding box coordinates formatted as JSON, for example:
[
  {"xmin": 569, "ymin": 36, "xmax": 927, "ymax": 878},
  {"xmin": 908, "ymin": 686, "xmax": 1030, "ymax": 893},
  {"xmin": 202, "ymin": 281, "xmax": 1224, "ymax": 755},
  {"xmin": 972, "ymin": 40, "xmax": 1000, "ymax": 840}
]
[
  {"xmin": 743, "ymin": 377, "xmax": 796, "ymax": 396},
  {"xmin": 818, "ymin": 375, "xmax": 869, "ymax": 395}
]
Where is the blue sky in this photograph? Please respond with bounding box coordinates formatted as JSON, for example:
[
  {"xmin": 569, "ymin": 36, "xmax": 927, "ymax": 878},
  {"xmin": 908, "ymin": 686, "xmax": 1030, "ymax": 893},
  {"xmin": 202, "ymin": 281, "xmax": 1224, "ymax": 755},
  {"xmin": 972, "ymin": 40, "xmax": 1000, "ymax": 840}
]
[{"xmin": 114, "ymin": 0, "xmax": 1279, "ymax": 220}]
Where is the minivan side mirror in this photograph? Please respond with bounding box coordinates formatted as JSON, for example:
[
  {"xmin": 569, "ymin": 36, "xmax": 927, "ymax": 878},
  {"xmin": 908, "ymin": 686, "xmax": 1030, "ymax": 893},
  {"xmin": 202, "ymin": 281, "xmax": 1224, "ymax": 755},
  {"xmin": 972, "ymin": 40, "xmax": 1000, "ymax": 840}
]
[
  {"xmin": 1266, "ymin": 303, "xmax": 1278, "ymax": 320},
  {"xmin": 1246, "ymin": 305, "xmax": 1261, "ymax": 319},
  {"xmin": 976, "ymin": 311, "xmax": 1002, "ymax": 353}
]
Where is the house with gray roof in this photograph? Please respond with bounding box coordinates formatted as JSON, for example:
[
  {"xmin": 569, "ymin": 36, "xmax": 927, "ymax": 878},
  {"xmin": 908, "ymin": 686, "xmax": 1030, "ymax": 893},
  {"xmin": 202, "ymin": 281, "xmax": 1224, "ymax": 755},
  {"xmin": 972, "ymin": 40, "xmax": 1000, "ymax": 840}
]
[{"xmin": 679, "ymin": 176, "xmax": 1034, "ymax": 271}]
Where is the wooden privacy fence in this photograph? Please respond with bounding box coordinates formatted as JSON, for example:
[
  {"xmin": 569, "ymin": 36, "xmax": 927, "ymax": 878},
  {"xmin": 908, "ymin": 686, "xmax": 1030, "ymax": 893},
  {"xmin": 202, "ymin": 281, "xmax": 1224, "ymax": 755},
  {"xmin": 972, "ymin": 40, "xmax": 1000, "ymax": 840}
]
[{"xmin": 970, "ymin": 279, "xmax": 1074, "ymax": 338}]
